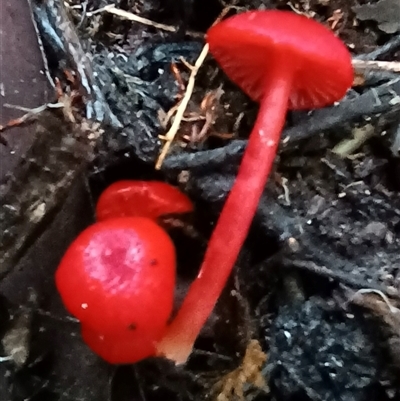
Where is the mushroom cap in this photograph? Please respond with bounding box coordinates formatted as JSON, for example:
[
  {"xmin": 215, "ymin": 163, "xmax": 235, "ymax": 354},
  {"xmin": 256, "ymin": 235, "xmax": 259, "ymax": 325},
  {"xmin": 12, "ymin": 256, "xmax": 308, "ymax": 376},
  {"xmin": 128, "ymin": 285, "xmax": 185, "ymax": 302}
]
[
  {"xmin": 207, "ymin": 10, "xmax": 354, "ymax": 110},
  {"xmin": 81, "ymin": 323, "xmax": 159, "ymax": 364},
  {"xmin": 55, "ymin": 217, "xmax": 176, "ymax": 334},
  {"xmin": 96, "ymin": 180, "xmax": 194, "ymax": 222}
]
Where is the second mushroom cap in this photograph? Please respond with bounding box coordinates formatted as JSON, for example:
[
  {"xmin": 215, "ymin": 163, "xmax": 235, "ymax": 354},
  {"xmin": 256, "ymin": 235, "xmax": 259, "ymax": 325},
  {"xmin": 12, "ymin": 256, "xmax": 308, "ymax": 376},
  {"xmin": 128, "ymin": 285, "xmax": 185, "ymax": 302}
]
[{"xmin": 207, "ymin": 10, "xmax": 354, "ymax": 109}]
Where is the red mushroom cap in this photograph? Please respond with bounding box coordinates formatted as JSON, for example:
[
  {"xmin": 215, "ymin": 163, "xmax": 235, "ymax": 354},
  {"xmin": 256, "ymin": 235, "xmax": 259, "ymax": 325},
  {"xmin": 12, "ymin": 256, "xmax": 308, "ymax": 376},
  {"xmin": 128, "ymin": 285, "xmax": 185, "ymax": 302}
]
[
  {"xmin": 81, "ymin": 323, "xmax": 159, "ymax": 364},
  {"xmin": 55, "ymin": 217, "xmax": 176, "ymax": 334},
  {"xmin": 207, "ymin": 10, "xmax": 354, "ymax": 109},
  {"xmin": 96, "ymin": 180, "xmax": 194, "ymax": 222}
]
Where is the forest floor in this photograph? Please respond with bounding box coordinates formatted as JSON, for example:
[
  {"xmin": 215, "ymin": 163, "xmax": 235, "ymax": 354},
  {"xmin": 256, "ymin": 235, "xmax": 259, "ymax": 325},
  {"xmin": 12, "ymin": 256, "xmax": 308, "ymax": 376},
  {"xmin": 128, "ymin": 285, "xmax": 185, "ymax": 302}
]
[{"xmin": 1, "ymin": 0, "xmax": 400, "ymax": 400}]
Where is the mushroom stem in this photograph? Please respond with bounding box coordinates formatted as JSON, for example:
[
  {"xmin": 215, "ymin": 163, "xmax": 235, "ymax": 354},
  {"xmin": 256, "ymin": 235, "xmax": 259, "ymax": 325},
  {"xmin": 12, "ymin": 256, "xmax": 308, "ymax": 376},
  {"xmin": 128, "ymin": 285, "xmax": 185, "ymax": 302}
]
[{"xmin": 156, "ymin": 61, "xmax": 294, "ymax": 364}]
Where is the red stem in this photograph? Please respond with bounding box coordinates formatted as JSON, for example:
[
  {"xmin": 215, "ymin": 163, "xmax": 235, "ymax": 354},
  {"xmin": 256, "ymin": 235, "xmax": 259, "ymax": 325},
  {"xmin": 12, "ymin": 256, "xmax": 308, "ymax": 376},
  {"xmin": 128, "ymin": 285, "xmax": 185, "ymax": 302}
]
[{"xmin": 157, "ymin": 60, "xmax": 294, "ymax": 363}]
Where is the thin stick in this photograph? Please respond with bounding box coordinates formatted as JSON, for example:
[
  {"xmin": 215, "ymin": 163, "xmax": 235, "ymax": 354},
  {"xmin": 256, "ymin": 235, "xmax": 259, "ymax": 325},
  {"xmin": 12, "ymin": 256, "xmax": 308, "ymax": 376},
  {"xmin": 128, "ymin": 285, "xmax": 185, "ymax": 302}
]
[
  {"xmin": 86, "ymin": 4, "xmax": 203, "ymax": 38},
  {"xmin": 0, "ymin": 103, "xmax": 64, "ymax": 134},
  {"xmin": 352, "ymin": 59, "xmax": 400, "ymax": 73},
  {"xmin": 351, "ymin": 289, "xmax": 399, "ymax": 314},
  {"xmin": 154, "ymin": 5, "xmax": 234, "ymax": 170},
  {"xmin": 88, "ymin": 5, "xmax": 174, "ymax": 31},
  {"xmin": 155, "ymin": 44, "xmax": 209, "ymax": 170}
]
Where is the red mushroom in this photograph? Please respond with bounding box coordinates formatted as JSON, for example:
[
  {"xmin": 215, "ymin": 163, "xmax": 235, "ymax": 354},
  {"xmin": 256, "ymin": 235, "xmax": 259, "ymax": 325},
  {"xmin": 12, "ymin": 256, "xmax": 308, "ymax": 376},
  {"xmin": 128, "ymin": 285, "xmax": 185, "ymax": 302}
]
[
  {"xmin": 96, "ymin": 180, "xmax": 194, "ymax": 222},
  {"xmin": 156, "ymin": 10, "xmax": 353, "ymax": 363},
  {"xmin": 81, "ymin": 323, "xmax": 158, "ymax": 365},
  {"xmin": 55, "ymin": 217, "xmax": 175, "ymax": 363}
]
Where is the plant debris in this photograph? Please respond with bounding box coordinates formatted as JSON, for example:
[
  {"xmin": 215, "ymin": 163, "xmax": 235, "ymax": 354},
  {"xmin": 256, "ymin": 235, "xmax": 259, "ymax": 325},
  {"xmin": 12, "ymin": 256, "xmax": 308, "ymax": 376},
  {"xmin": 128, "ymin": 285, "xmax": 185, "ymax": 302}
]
[
  {"xmin": 353, "ymin": 0, "xmax": 400, "ymax": 34},
  {"xmin": 1, "ymin": 0, "xmax": 400, "ymax": 400}
]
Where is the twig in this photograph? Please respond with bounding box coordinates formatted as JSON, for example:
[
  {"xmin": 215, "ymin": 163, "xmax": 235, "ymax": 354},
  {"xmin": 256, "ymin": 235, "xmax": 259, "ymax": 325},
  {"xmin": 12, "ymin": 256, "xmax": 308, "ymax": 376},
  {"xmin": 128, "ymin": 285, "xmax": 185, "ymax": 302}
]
[
  {"xmin": 86, "ymin": 5, "xmax": 174, "ymax": 32},
  {"xmin": 332, "ymin": 124, "xmax": 375, "ymax": 157},
  {"xmin": 355, "ymin": 33, "xmax": 400, "ymax": 61},
  {"xmin": 155, "ymin": 44, "xmax": 209, "ymax": 170},
  {"xmin": 161, "ymin": 101, "xmax": 182, "ymax": 129},
  {"xmin": 281, "ymin": 78, "xmax": 400, "ymax": 149},
  {"xmin": 0, "ymin": 103, "xmax": 64, "ymax": 134},
  {"xmin": 353, "ymin": 59, "xmax": 400, "ymax": 73},
  {"xmin": 285, "ymin": 259, "xmax": 387, "ymax": 292},
  {"xmin": 162, "ymin": 79, "xmax": 400, "ymax": 170},
  {"xmin": 161, "ymin": 140, "xmax": 246, "ymax": 172},
  {"xmin": 155, "ymin": 5, "xmax": 235, "ymax": 169},
  {"xmin": 350, "ymin": 289, "xmax": 399, "ymax": 314},
  {"xmin": 86, "ymin": 4, "xmax": 203, "ymax": 38}
]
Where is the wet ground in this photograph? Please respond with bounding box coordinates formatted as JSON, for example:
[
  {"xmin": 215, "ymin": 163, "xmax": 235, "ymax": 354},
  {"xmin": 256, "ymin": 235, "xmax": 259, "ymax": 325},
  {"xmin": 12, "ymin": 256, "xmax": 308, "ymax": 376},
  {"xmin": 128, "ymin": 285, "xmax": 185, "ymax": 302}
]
[{"xmin": 1, "ymin": 0, "xmax": 400, "ymax": 400}]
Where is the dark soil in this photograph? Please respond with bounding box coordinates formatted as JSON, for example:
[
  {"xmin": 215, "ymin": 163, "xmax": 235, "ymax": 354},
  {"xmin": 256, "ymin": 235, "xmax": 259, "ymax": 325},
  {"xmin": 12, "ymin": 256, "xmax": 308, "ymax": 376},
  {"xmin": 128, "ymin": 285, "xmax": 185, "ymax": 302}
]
[{"xmin": 1, "ymin": 0, "xmax": 400, "ymax": 400}]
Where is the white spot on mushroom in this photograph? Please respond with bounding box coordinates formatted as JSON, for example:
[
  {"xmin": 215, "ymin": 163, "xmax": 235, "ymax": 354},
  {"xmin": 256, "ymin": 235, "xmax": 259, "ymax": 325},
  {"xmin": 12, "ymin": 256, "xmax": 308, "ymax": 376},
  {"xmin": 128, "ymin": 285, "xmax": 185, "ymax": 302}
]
[
  {"xmin": 81, "ymin": 303, "xmax": 88, "ymax": 309},
  {"xmin": 258, "ymin": 129, "xmax": 277, "ymax": 147}
]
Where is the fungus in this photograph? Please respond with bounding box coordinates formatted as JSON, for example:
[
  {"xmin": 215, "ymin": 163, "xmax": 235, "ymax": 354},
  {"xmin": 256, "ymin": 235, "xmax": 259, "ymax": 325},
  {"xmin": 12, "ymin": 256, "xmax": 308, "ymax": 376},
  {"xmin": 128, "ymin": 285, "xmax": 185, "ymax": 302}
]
[
  {"xmin": 96, "ymin": 180, "xmax": 193, "ymax": 222},
  {"xmin": 156, "ymin": 10, "xmax": 353, "ymax": 363},
  {"xmin": 55, "ymin": 217, "xmax": 175, "ymax": 364}
]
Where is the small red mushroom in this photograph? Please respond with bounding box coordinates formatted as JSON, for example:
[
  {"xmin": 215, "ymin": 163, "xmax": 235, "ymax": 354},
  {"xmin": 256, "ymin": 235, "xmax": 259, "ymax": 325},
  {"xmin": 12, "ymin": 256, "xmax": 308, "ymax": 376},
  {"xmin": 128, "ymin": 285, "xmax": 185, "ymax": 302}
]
[
  {"xmin": 55, "ymin": 217, "xmax": 176, "ymax": 363},
  {"xmin": 156, "ymin": 10, "xmax": 353, "ymax": 363},
  {"xmin": 81, "ymin": 323, "xmax": 158, "ymax": 365},
  {"xmin": 96, "ymin": 180, "xmax": 193, "ymax": 222}
]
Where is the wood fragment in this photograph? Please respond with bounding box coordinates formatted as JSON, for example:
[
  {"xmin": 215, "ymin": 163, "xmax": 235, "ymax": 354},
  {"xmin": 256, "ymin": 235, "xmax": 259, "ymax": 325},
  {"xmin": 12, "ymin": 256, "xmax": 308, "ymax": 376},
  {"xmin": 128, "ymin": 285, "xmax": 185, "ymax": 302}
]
[
  {"xmin": 353, "ymin": 59, "xmax": 400, "ymax": 73},
  {"xmin": 0, "ymin": 109, "xmax": 101, "ymax": 279},
  {"xmin": 28, "ymin": 0, "xmax": 121, "ymax": 128},
  {"xmin": 332, "ymin": 124, "xmax": 375, "ymax": 157}
]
